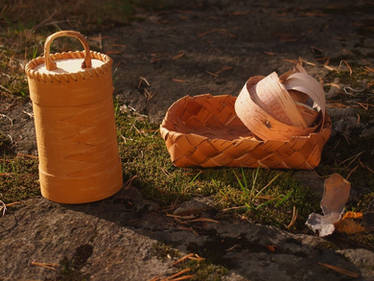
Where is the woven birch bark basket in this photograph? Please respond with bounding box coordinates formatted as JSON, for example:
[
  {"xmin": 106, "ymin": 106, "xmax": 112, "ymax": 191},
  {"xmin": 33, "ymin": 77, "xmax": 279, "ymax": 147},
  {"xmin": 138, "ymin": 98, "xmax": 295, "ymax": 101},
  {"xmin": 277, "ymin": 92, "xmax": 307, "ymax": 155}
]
[
  {"xmin": 160, "ymin": 66, "xmax": 331, "ymax": 169},
  {"xmin": 25, "ymin": 30, "xmax": 122, "ymax": 204}
]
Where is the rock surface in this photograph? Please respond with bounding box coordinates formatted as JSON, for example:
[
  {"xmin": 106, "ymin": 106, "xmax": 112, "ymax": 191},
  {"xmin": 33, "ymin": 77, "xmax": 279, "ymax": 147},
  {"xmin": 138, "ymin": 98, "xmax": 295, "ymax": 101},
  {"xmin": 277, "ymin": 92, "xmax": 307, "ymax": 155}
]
[{"xmin": 1, "ymin": 192, "xmax": 373, "ymax": 280}]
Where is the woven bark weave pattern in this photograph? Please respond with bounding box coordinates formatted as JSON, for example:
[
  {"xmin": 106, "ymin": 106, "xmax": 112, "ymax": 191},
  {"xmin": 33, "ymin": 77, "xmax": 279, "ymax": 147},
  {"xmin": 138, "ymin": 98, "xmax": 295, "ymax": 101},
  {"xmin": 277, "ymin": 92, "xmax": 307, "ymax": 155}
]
[{"xmin": 160, "ymin": 94, "xmax": 331, "ymax": 169}]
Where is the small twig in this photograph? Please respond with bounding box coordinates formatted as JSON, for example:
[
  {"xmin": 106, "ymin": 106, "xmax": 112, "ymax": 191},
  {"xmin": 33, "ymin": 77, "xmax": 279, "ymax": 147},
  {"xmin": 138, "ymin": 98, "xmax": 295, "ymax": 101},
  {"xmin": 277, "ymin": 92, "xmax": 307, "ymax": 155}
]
[{"xmin": 30, "ymin": 261, "xmax": 58, "ymax": 271}]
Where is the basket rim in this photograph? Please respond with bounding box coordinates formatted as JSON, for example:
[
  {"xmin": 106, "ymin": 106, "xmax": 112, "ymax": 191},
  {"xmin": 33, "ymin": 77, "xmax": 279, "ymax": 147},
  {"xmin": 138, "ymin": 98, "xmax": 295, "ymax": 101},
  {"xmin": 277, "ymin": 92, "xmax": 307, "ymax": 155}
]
[
  {"xmin": 160, "ymin": 93, "xmax": 331, "ymax": 144},
  {"xmin": 25, "ymin": 50, "xmax": 112, "ymax": 82}
]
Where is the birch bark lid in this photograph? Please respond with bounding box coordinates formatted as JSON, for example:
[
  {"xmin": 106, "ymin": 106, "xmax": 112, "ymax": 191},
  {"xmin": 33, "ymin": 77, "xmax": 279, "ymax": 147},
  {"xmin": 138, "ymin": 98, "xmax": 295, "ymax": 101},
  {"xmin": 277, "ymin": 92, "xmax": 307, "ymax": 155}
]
[{"xmin": 25, "ymin": 30, "xmax": 112, "ymax": 82}]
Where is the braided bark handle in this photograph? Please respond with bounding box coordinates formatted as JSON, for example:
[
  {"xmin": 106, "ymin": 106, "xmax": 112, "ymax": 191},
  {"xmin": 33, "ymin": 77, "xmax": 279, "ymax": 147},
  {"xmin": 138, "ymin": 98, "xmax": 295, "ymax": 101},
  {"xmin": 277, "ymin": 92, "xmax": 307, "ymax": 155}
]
[{"xmin": 44, "ymin": 30, "xmax": 92, "ymax": 71}]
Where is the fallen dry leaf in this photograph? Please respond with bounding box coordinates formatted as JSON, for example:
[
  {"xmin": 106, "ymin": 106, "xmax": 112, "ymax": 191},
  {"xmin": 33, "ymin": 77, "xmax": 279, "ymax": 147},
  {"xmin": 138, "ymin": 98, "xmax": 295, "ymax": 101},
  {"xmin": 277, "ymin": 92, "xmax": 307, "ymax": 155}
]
[
  {"xmin": 335, "ymin": 218, "xmax": 365, "ymax": 234},
  {"xmin": 321, "ymin": 173, "xmax": 351, "ymax": 215},
  {"xmin": 306, "ymin": 173, "xmax": 351, "ymax": 237},
  {"xmin": 266, "ymin": 245, "xmax": 277, "ymax": 252}
]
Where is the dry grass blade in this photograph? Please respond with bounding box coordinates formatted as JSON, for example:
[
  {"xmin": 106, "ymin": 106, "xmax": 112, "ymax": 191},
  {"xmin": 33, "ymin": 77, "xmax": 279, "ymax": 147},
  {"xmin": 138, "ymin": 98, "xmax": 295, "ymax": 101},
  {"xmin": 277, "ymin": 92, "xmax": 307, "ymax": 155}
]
[
  {"xmin": 339, "ymin": 151, "xmax": 363, "ymax": 167},
  {"xmin": 30, "ymin": 261, "xmax": 58, "ymax": 271},
  {"xmin": 172, "ymin": 254, "xmax": 194, "ymax": 265},
  {"xmin": 172, "ymin": 51, "xmax": 185, "ymax": 60},
  {"xmin": 6, "ymin": 201, "xmax": 22, "ymax": 207},
  {"xmin": 299, "ymin": 57, "xmax": 316, "ymax": 66},
  {"xmin": 166, "ymin": 214, "xmax": 195, "ymax": 220},
  {"xmin": 346, "ymin": 164, "xmax": 359, "ymax": 180},
  {"xmin": 206, "ymin": 71, "xmax": 218, "ymax": 77},
  {"xmin": 0, "ymin": 172, "xmax": 13, "ymax": 176},
  {"xmin": 364, "ymin": 66, "xmax": 374, "ymax": 73},
  {"xmin": 359, "ymin": 160, "xmax": 374, "ymax": 174},
  {"xmin": 172, "ymin": 78, "xmax": 186, "ymax": 83},
  {"xmin": 162, "ymin": 268, "xmax": 191, "ymax": 281},
  {"xmin": 221, "ymin": 206, "xmax": 247, "ymax": 212},
  {"xmin": 167, "ymin": 275, "xmax": 194, "ymax": 281},
  {"xmin": 187, "ymin": 254, "xmax": 205, "ymax": 262},
  {"xmin": 148, "ymin": 277, "xmax": 160, "ymax": 281},
  {"xmin": 198, "ymin": 28, "xmax": 236, "ymax": 38},
  {"xmin": 124, "ymin": 175, "xmax": 138, "ymax": 189},
  {"xmin": 286, "ymin": 206, "xmax": 298, "ymax": 229},
  {"xmin": 318, "ymin": 262, "xmax": 360, "ymax": 278},
  {"xmin": 16, "ymin": 153, "xmax": 38, "ymax": 159},
  {"xmin": 0, "ymin": 200, "xmax": 6, "ymax": 216},
  {"xmin": 0, "ymin": 113, "xmax": 13, "ymax": 126},
  {"xmin": 282, "ymin": 58, "xmax": 298, "ymax": 64},
  {"xmin": 177, "ymin": 226, "xmax": 198, "ymax": 236},
  {"xmin": 340, "ymin": 60, "xmax": 353, "ymax": 76},
  {"xmin": 187, "ymin": 218, "xmax": 219, "ymax": 224}
]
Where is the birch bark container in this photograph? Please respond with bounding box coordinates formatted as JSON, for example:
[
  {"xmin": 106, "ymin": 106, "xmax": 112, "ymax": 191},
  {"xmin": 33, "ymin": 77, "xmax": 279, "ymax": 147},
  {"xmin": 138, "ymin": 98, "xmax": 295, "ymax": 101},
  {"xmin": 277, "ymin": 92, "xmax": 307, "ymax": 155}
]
[{"xmin": 25, "ymin": 30, "xmax": 122, "ymax": 203}]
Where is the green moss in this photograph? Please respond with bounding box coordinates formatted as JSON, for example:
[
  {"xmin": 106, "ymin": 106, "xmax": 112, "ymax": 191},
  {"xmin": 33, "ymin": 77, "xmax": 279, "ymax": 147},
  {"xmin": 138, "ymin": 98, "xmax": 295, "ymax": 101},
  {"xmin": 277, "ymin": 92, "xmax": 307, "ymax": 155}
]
[
  {"xmin": 0, "ymin": 157, "xmax": 40, "ymax": 203},
  {"xmin": 151, "ymin": 242, "xmax": 180, "ymax": 261},
  {"xmin": 187, "ymin": 260, "xmax": 228, "ymax": 281}
]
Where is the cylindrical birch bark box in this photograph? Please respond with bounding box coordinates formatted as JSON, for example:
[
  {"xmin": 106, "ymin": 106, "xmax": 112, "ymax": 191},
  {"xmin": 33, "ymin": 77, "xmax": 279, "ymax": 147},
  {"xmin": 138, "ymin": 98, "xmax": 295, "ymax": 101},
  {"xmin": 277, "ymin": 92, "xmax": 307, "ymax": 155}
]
[{"xmin": 25, "ymin": 30, "xmax": 122, "ymax": 204}]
